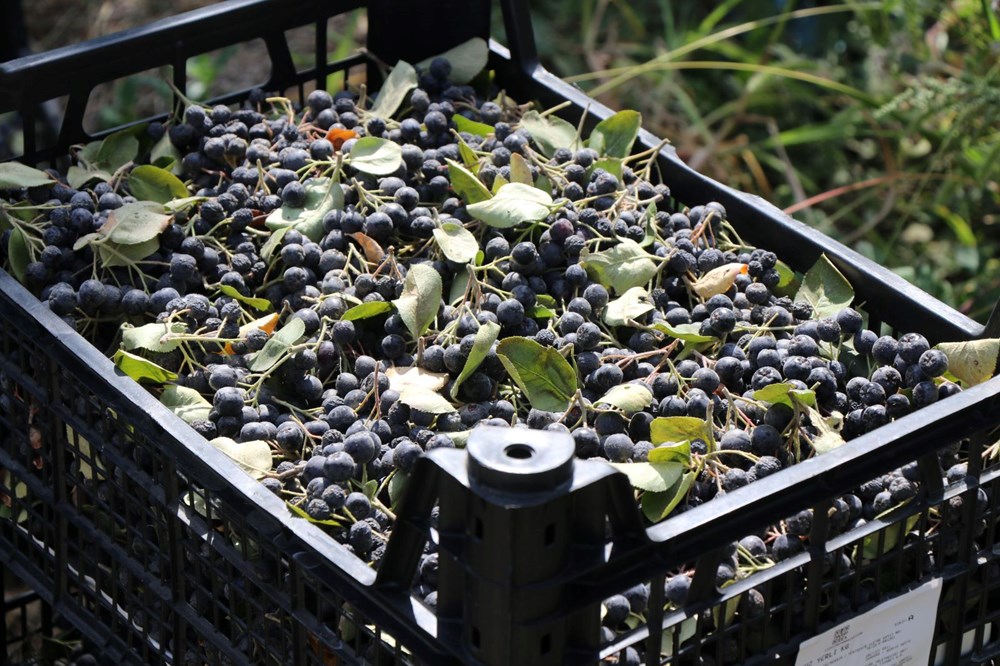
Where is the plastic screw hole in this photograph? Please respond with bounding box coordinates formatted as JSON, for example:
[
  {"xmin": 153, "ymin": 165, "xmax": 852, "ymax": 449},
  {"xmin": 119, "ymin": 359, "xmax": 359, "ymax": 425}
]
[{"xmin": 504, "ymin": 443, "xmax": 535, "ymax": 460}]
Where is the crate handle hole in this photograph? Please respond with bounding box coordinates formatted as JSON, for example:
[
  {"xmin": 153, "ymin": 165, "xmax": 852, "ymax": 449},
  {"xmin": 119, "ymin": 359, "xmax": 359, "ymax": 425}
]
[{"xmin": 504, "ymin": 443, "xmax": 535, "ymax": 460}]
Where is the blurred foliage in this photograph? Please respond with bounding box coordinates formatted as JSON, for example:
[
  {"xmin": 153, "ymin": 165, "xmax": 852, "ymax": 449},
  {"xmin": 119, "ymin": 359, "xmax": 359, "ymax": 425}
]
[{"xmin": 528, "ymin": 0, "xmax": 1000, "ymax": 322}]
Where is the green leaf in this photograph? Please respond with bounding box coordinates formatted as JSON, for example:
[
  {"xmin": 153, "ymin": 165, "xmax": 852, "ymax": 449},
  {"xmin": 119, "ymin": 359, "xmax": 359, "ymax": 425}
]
[
  {"xmin": 509, "ymin": 153, "xmax": 533, "ymax": 185},
  {"xmin": 370, "ymin": 60, "xmax": 418, "ymax": 118},
  {"xmin": 208, "ymin": 437, "xmax": 273, "ymax": 480},
  {"xmin": 775, "ymin": 259, "xmax": 796, "ymax": 287},
  {"xmin": 661, "ymin": 617, "xmax": 699, "ymax": 656},
  {"xmin": 795, "ymin": 254, "xmax": 854, "ymax": 319},
  {"xmin": 491, "ymin": 173, "xmax": 508, "ymax": 193},
  {"xmin": 529, "ymin": 305, "xmax": 556, "ymax": 319},
  {"xmin": 386, "ymin": 366, "xmax": 449, "ymax": 392},
  {"xmin": 451, "ymin": 321, "xmax": 500, "ymax": 399},
  {"xmin": 96, "ymin": 131, "xmax": 139, "ymax": 171},
  {"xmin": 1, "ymin": 201, "xmax": 36, "ymax": 225},
  {"xmin": 467, "ymin": 182, "xmax": 553, "ymax": 229},
  {"xmin": 861, "ymin": 505, "xmax": 920, "ymax": 560},
  {"xmin": 121, "ymin": 321, "xmax": 186, "ymax": 353},
  {"xmin": 651, "ymin": 322, "xmax": 714, "ymax": 343},
  {"xmin": 456, "ymin": 134, "xmax": 479, "ymax": 166},
  {"xmin": 453, "ymin": 113, "xmax": 494, "ymax": 137},
  {"xmin": 496, "ymin": 336, "xmax": 577, "ymax": 412},
  {"xmin": 604, "ymin": 286, "xmax": 655, "ymax": 327},
  {"xmin": 219, "ymin": 284, "xmax": 271, "ymax": 311},
  {"xmin": 341, "ymin": 301, "xmax": 392, "ymax": 321},
  {"xmin": 449, "ymin": 266, "xmax": 472, "ymax": 304},
  {"xmin": 70, "ymin": 232, "xmax": 98, "ymax": 251},
  {"xmin": 389, "ymin": 470, "xmax": 409, "ymax": 509},
  {"xmin": 596, "ymin": 383, "xmax": 653, "ymax": 413},
  {"xmin": 589, "ymin": 110, "xmax": 641, "ymax": 159},
  {"xmin": 518, "ymin": 110, "xmax": 581, "ymax": 157},
  {"xmin": 265, "ymin": 177, "xmax": 342, "ymax": 242},
  {"xmin": 127, "ymin": 165, "xmax": 188, "ymax": 204},
  {"xmin": 650, "ymin": 416, "xmax": 713, "ymax": 447},
  {"xmin": 433, "ymin": 221, "xmax": 479, "ymax": 263},
  {"xmin": 608, "ymin": 460, "xmax": 685, "ymax": 493},
  {"xmin": 0, "ymin": 163, "xmax": 55, "ymax": 189},
  {"xmin": 639, "ymin": 204, "xmax": 658, "ymax": 248},
  {"xmin": 79, "ymin": 139, "xmax": 102, "ymax": 164},
  {"xmin": 97, "ymin": 237, "xmax": 160, "ymax": 267},
  {"xmin": 580, "ymin": 239, "xmax": 657, "ymax": 294},
  {"xmin": 446, "ymin": 159, "xmax": 492, "ymax": 205},
  {"xmin": 641, "ymin": 470, "xmax": 696, "ymax": 522},
  {"xmin": 753, "ymin": 382, "xmax": 817, "ymax": 410},
  {"xmin": 112, "ymin": 349, "xmax": 177, "ymax": 384},
  {"xmin": 150, "ymin": 131, "xmax": 181, "ymax": 171},
  {"xmin": 536, "ymin": 293, "xmax": 557, "ymax": 308},
  {"xmin": 647, "ymin": 441, "xmax": 692, "ymax": 465},
  {"xmin": 398, "ymin": 386, "xmax": 456, "ymax": 413},
  {"xmin": 67, "ymin": 165, "xmax": 113, "ymax": 189},
  {"xmin": 416, "ymin": 37, "xmax": 488, "ymax": 84},
  {"xmin": 392, "ymin": 263, "xmax": 442, "ymax": 338},
  {"xmin": 535, "ymin": 171, "xmax": 552, "ymax": 194},
  {"xmin": 592, "ymin": 157, "xmax": 623, "ymax": 180},
  {"xmin": 712, "ymin": 587, "xmax": 742, "ymax": 631},
  {"xmin": 261, "ymin": 226, "xmax": 291, "ymax": 262},
  {"xmin": 163, "ymin": 195, "xmax": 207, "ymax": 213},
  {"xmin": 6, "ymin": 226, "xmax": 30, "ymax": 283},
  {"xmin": 160, "ymin": 385, "xmax": 212, "ymax": 424},
  {"xmin": 349, "ymin": 137, "xmax": 403, "ymax": 176},
  {"xmin": 934, "ymin": 339, "xmax": 999, "ymax": 386},
  {"xmin": 100, "ymin": 201, "xmax": 171, "ymax": 245},
  {"xmin": 249, "ymin": 317, "xmax": 305, "ymax": 372}
]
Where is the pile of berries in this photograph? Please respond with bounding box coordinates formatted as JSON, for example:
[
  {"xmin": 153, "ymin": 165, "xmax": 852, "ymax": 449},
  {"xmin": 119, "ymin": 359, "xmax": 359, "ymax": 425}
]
[{"xmin": 1, "ymin": 50, "xmax": 989, "ymax": 661}]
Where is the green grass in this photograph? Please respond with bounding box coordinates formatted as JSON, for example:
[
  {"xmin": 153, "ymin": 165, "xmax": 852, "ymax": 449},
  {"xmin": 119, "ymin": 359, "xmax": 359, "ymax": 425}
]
[{"xmin": 530, "ymin": 0, "xmax": 1000, "ymax": 322}]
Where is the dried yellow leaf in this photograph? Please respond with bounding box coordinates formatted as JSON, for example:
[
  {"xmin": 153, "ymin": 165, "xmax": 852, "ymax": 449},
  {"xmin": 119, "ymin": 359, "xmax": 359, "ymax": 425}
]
[{"xmin": 691, "ymin": 263, "xmax": 748, "ymax": 299}]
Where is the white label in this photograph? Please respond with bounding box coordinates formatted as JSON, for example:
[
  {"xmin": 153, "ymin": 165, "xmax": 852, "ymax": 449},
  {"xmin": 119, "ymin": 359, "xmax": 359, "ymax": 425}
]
[{"xmin": 795, "ymin": 578, "xmax": 943, "ymax": 666}]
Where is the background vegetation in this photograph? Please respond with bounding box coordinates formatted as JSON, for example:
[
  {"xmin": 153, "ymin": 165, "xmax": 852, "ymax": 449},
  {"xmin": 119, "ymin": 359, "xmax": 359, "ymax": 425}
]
[
  {"xmin": 16, "ymin": 0, "xmax": 1000, "ymax": 322},
  {"xmin": 525, "ymin": 0, "xmax": 1000, "ymax": 323}
]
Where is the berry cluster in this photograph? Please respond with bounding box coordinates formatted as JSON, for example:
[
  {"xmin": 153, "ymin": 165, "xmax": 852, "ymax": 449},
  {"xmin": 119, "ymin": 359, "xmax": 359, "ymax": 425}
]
[{"xmin": 0, "ymin": 50, "xmax": 989, "ymax": 656}]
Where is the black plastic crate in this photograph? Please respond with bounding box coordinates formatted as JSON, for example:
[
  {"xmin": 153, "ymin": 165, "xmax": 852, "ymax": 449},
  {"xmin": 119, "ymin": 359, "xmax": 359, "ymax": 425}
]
[
  {"xmin": 4, "ymin": 568, "xmax": 107, "ymax": 663},
  {"xmin": 0, "ymin": 1, "xmax": 999, "ymax": 665},
  {"xmin": 4, "ymin": 571, "xmax": 50, "ymax": 663}
]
